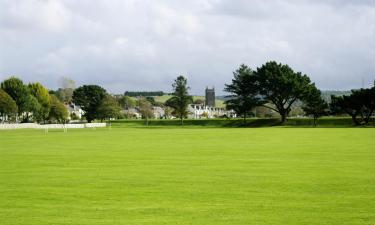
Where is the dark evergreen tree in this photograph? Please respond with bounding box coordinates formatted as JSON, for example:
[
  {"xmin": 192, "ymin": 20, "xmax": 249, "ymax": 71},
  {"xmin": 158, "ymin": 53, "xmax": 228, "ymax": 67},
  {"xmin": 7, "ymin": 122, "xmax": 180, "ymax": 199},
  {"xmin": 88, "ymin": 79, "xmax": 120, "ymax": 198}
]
[
  {"xmin": 224, "ymin": 64, "xmax": 263, "ymax": 123},
  {"xmin": 302, "ymin": 87, "xmax": 328, "ymax": 126},
  {"xmin": 165, "ymin": 76, "xmax": 193, "ymax": 125}
]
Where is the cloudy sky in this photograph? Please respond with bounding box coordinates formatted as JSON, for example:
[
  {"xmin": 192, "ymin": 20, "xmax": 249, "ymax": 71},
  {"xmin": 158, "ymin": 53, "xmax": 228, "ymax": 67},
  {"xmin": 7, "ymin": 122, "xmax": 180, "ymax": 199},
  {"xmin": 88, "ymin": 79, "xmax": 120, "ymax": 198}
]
[{"xmin": 1, "ymin": 0, "xmax": 375, "ymax": 95}]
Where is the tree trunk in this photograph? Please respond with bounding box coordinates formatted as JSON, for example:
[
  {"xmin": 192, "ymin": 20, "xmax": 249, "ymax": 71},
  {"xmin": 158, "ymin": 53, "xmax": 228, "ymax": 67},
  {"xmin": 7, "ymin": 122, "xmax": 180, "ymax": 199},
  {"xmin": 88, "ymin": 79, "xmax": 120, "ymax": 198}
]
[
  {"xmin": 313, "ymin": 116, "xmax": 317, "ymax": 127},
  {"xmin": 243, "ymin": 113, "xmax": 247, "ymax": 124},
  {"xmin": 280, "ymin": 112, "xmax": 287, "ymax": 124},
  {"xmin": 364, "ymin": 109, "xmax": 373, "ymax": 125},
  {"xmin": 180, "ymin": 116, "xmax": 183, "ymax": 126},
  {"xmin": 351, "ymin": 114, "xmax": 360, "ymax": 126}
]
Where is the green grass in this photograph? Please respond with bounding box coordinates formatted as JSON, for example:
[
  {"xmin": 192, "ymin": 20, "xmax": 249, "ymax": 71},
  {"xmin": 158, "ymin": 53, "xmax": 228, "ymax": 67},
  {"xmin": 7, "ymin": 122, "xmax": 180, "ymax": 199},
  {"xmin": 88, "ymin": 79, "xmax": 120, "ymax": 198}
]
[{"xmin": 1, "ymin": 127, "xmax": 375, "ymax": 224}]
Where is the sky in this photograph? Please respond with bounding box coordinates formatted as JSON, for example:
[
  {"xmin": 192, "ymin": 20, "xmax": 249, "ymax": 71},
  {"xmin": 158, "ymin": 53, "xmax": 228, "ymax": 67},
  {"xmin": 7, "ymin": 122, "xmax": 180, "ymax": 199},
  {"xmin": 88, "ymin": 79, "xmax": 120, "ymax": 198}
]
[{"xmin": 1, "ymin": 0, "xmax": 375, "ymax": 95}]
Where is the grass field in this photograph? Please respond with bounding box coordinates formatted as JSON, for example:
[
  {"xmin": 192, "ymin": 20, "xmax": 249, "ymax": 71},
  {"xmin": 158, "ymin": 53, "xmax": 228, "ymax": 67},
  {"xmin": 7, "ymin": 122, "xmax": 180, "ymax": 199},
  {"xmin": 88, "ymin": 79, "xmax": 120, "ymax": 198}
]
[{"xmin": 1, "ymin": 127, "xmax": 375, "ymax": 224}]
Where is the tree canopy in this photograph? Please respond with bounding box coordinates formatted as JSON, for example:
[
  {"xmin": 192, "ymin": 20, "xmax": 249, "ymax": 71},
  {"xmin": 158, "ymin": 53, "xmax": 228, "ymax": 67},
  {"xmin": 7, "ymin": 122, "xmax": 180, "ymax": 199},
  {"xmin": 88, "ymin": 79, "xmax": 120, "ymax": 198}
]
[
  {"xmin": 28, "ymin": 82, "xmax": 51, "ymax": 122},
  {"xmin": 253, "ymin": 61, "xmax": 315, "ymax": 123},
  {"xmin": 49, "ymin": 94, "xmax": 68, "ymax": 123},
  {"xmin": 118, "ymin": 96, "xmax": 136, "ymax": 109},
  {"xmin": 72, "ymin": 85, "xmax": 107, "ymax": 123},
  {"xmin": 54, "ymin": 77, "xmax": 76, "ymax": 103},
  {"xmin": 0, "ymin": 77, "xmax": 30, "ymax": 115},
  {"xmin": 330, "ymin": 86, "xmax": 375, "ymax": 125},
  {"xmin": 0, "ymin": 89, "xmax": 18, "ymax": 122},
  {"xmin": 124, "ymin": 91, "xmax": 164, "ymax": 97},
  {"xmin": 97, "ymin": 95, "xmax": 121, "ymax": 121},
  {"xmin": 165, "ymin": 76, "xmax": 193, "ymax": 125},
  {"xmin": 224, "ymin": 64, "xmax": 264, "ymax": 122},
  {"xmin": 302, "ymin": 87, "xmax": 328, "ymax": 126}
]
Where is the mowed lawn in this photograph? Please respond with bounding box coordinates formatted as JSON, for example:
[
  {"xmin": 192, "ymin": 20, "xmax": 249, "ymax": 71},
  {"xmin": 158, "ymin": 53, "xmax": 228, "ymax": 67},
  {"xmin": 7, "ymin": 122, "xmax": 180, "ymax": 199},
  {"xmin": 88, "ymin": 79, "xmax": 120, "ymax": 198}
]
[{"xmin": 0, "ymin": 127, "xmax": 374, "ymax": 225}]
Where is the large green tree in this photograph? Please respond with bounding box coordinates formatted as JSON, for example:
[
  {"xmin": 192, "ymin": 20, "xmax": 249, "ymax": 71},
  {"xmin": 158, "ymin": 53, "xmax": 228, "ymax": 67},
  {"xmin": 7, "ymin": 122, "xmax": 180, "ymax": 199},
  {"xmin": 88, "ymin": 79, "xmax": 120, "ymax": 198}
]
[
  {"xmin": 72, "ymin": 85, "xmax": 107, "ymax": 123},
  {"xmin": 24, "ymin": 95, "xmax": 42, "ymax": 122},
  {"xmin": 0, "ymin": 89, "xmax": 18, "ymax": 122},
  {"xmin": 224, "ymin": 64, "xmax": 264, "ymax": 123},
  {"xmin": 254, "ymin": 61, "xmax": 315, "ymax": 124},
  {"xmin": 330, "ymin": 87, "xmax": 375, "ymax": 125},
  {"xmin": 0, "ymin": 77, "xmax": 30, "ymax": 116},
  {"xmin": 28, "ymin": 82, "xmax": 51, "ymax": 122},
  {"xmin": 302, "ymin": 87, "xmax": 328, "ymax": 127},
  {"xmin": 165, "ymin": 76, "xmax": 193, "ymax": 125},
  {"xmin": 97, "ymin": 95, "xmax": 121, "ymax": 121},
  {"xmin": 49, "ymin": 95, "xmax": 68, "ymax": 123}
]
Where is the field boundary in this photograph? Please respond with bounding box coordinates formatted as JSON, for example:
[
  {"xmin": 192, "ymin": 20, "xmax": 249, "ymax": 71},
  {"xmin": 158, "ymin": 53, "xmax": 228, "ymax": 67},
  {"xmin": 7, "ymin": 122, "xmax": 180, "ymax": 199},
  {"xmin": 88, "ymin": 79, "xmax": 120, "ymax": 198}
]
[
  {"xmin": 111, "ymin": 117, "xmax": 375, "ymax": 128},
  {"xmin": 0, "ymin": 123, "xmax": 106, "ymax": 130}
]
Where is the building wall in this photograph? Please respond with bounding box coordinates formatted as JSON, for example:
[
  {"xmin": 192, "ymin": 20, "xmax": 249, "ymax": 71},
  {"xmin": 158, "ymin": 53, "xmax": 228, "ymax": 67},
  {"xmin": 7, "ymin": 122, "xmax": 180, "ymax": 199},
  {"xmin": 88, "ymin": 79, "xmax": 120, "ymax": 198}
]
[{"xmin": 188, "ymin": 104, "xmax": 236, "ymax": 119}]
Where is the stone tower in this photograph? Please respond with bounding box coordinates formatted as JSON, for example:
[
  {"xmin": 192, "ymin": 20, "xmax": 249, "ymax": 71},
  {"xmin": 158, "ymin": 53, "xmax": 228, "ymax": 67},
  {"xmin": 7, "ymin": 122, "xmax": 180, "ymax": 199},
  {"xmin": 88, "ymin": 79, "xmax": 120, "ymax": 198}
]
[{"xmin": 205, "ymin": 87, "xmax": 215, "ymax": 107}]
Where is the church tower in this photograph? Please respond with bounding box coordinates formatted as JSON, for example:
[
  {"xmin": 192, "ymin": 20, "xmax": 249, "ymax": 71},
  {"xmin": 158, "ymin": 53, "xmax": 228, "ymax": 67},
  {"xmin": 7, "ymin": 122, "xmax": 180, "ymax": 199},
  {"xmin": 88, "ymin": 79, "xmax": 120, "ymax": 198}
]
[{"xmin": 205, "ymin": 87, "xmax": 215, "ymax": 107}]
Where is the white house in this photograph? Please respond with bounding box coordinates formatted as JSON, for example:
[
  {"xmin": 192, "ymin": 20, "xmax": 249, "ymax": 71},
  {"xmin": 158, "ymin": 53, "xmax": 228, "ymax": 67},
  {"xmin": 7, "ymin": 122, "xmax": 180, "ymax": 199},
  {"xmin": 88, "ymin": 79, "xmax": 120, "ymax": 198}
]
[
  {"xmin": 65, "ymin": 103, "xmax": 84, "ymax": 119},
  {"xmin": 188, "ymin": 104, "xmax": 236, "ymax": 119}
]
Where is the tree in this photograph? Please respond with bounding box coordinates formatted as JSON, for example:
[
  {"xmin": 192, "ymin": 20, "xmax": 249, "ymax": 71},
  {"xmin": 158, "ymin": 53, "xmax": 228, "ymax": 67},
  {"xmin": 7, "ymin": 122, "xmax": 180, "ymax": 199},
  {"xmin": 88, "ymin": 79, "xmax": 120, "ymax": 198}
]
[
  {"xmin": 55, "ymin": 77, "xmax": 76, "ymax": 103},
  {"xmin": 330, "ymin": 95, "xmax": 361, "ymax": 125},
  {"xmin": 330, "ymin": 87, "xmax": 375, "ymax": 125},
  {"xmin": 72, "ymin": 85, "xmax": 107, "ymax": 123},
  {"xmin": 28, "ymin": 82, "xmax": 51, "ymax": 122},
  {"xmin": 254, "ymin": 61, "xmax": 315, "ymax": 124},
  {"xmin": 352, "ymin": 87, "xmax": 375, "ymax": 124},
  {"xmin": 0, "ymin": 77, "xmax": 30, "ymax": 116},
  {"xmin": 302, "ymin": 87, "xmax": 328, "ymax": 126},
  {"xmin": 146, "ymin": 96, "xmax": 156, "ymax": 105},
  {"xmin": 118, "ymin": 96, "xmax": 136, "ymax": 109},
  {"xmin": 98, "ymin": 95, "xmax": 121, "ymax": 121},
  {"xmin": 224, "ymin": 64, "xmax": 264, "ymax": 123},
  {"xmin": 0, "ymin": 89, "xmax": 18, "ymax": 122},
  {"xmin": 138, "ymin": 97, "xmax": 153, "ymax": 126},
  {"xmin": 49, "ymin": 95, "xmax": 68, "ymax": 123},
  {"xmin": 163, "ymin": 106, "xmax": 173, "ymax": 119},
  {"xmin": 60, "ymin": 77, "xmax": 76, "ymax": 90},
  {"xmin": 124, "ymin": 91, "xmax": 164, "ymax": 97},
  {"xmin": 24, "ymin": 95, "xmax": 42, "ymax": 122},
  {"xmin": 193, "ymin": 99, "xmax": 204, "ymax": 105},
  {"xmin": 165, "ymin": 76, "xmax": 193, "ymax": 125}
]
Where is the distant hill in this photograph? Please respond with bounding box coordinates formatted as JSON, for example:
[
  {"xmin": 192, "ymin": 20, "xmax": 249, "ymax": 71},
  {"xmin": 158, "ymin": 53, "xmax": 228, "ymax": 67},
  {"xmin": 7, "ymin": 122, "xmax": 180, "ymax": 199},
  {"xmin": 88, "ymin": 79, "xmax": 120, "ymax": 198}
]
[
  {"xmin": 219, "ymin": 91, "xmax": 352, "ymax": 104},
  {"xmin": 124, "ymin": 91, "xmax": 165, "ymax": 97},
  {"xmin": 125, "ymin": 91, "xmax": 351, "ymax": 107},
  {"xmin": 321, "ymin": 90, "xmax": 351, "ymax": 103}
]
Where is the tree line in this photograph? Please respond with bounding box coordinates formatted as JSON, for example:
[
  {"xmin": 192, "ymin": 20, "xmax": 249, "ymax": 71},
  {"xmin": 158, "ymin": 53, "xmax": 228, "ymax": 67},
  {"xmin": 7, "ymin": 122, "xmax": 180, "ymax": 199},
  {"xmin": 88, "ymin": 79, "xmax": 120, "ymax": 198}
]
[
  {"xmin": 0, "ymin": 75, "xmax": 191, "ymax": 124},
  {"xmin": 0, "ymin": 77, "xmax": 69, "ymax": 123},
  {"xmin": 0, "ymin": 77, "xmax": 120, "ymax": 123},
  {"xmin": 225, "ymin": 61, "xmax": 375, "ymax": 126},
  {"xmin": 124, "ymin": 91, "xmax": 165, "ymax": 97},
  {"xmin": 1, "ymin": 61, "xmax": 374, "ymax": 125}
]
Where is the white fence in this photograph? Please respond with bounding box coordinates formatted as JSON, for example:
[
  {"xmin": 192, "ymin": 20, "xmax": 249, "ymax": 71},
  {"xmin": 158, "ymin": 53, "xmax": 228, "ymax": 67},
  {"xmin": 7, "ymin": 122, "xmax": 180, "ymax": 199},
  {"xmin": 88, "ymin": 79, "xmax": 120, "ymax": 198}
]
[
  {"xmin": 84, "ymin": 123, "xmax": 107, "ymax": 128},
  {"xmin": 0, "ymin": 123, "xmax": 106, "ymax": 130}
]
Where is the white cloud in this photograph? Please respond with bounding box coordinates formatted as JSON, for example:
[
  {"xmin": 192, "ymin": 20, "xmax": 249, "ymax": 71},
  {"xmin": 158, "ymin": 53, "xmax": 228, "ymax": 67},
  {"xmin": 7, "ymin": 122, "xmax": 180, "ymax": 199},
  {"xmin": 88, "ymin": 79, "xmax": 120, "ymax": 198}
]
[{"xmin": 0, "ymin": 0, "xmax": 374, "ymax": 94}]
